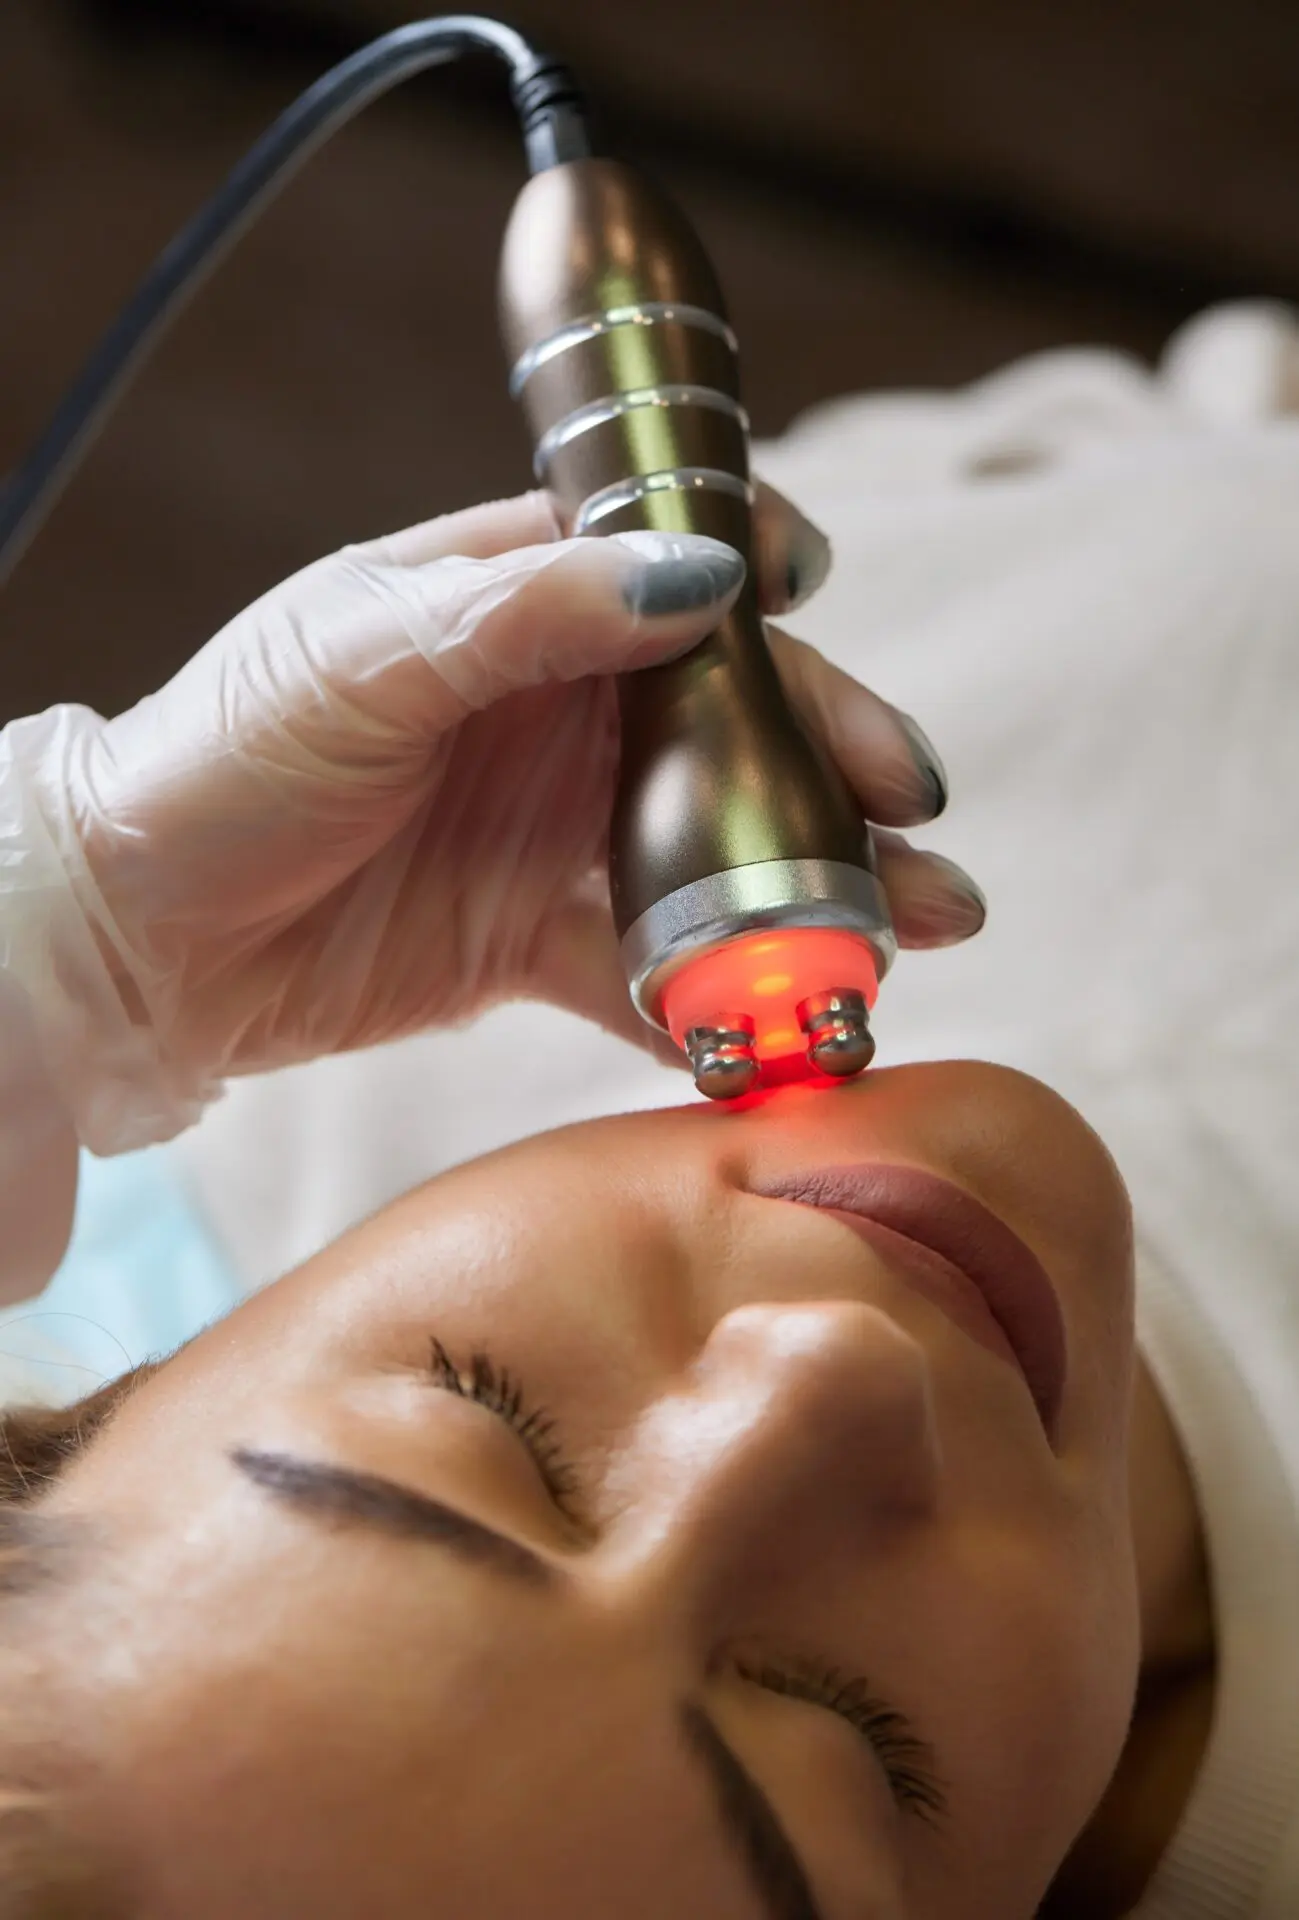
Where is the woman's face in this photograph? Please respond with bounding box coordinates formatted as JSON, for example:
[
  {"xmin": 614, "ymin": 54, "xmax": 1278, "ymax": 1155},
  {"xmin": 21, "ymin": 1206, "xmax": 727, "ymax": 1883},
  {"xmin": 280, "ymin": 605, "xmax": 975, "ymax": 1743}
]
[{"xmin": 50, "ymin": 1062, "xmax": 1139, "ymax": 1919}]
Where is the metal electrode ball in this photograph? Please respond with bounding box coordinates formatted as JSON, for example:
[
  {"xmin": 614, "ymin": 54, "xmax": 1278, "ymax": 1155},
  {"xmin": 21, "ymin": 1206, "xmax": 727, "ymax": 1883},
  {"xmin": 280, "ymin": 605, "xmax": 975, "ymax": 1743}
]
[
  {"xmin": 684, "ymin": 1017, "xmax": 760, "ymax": 1100},
  {"xmin": 798, "ymin": 990, "xmax": 877, "ymax": 1076},
  {"xmin": 499, "ymin": 159, "xmax": 896, "ymax": 1099}
]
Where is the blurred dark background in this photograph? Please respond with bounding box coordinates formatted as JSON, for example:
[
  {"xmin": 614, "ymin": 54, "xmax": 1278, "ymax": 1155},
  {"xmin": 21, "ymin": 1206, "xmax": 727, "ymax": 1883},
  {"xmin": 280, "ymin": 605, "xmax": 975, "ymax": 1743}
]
[{"xmin": 5, "ymin": 0, "xmax": 1299, "ymax": 720}]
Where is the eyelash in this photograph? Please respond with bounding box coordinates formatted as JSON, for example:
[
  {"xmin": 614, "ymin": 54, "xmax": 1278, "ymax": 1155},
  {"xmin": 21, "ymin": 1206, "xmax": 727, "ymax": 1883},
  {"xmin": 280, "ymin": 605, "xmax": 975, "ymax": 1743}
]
[
  {"xmin": 734, "ymin": 1655, "xmax": 948, "ymax": 1824},
  {"xmin": 427, "ymin": 1338, "xmax": 582, "ymax": 1521}
]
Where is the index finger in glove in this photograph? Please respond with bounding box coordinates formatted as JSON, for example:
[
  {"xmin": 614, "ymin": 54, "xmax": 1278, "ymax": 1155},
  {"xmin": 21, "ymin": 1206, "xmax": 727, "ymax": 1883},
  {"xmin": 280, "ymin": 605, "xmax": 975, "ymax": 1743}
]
[
  {"xmin": 87, "ymin": 529, "xmax": 748, "ymax": 904},
  {"xmin": 348, "ymin": 478, "xmax": 833, "ymax": 617},
  {"xmin": 340, "ymin": 529, "xmax": 750, "ymax": 728}
]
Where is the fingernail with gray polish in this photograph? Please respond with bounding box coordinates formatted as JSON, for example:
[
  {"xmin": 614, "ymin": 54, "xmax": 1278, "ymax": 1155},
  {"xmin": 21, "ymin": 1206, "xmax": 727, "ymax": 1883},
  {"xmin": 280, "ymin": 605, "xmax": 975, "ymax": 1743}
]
[
  {"xmin": 895, "ymin": 710, "xmax": 949, "ymax": 817},
  {"xmin": 921, "ymin": 855, "xmax": 987, "ymax": 941},
  {"xmin": 623, "ymin": 546, "xmax": 746, "ymax": 619},
  {"xmin": 785, "ymin": 523, "xmax": 832, "ymax": 609}
]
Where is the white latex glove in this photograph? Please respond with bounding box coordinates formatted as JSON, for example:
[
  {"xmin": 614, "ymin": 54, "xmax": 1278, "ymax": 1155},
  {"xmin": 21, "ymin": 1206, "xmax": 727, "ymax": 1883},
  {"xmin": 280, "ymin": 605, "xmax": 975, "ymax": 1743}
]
[{"xmin": 0, "ymin": 484, "xmax": 982, "ymax": 1291}]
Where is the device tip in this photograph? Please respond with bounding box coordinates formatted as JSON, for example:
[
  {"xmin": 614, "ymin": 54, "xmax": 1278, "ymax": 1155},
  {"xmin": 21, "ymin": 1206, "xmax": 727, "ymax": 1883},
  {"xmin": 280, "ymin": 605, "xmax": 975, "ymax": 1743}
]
[
  {"xmin": 684, "ymin": 1018, "xmax": 760, "ymax": 1100},
  {"xmin": 797, "ymin": 989, "xmax": 874, "ymax": 1077}
]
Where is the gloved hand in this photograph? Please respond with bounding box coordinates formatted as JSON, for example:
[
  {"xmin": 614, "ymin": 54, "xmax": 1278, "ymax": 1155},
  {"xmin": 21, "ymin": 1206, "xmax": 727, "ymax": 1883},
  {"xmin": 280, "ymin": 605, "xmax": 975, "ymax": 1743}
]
[{"xmin": 0, "ymin": 485, "xmax": 983, "ymax": 1165}]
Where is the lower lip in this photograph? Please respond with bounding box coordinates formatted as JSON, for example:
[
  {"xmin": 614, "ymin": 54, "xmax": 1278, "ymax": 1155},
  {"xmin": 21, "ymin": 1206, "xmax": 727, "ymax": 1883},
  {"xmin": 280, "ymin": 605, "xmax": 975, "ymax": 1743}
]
[{"xmin": 824, "ymin": 1209, "xmax": 1026, "ymax": 1382}]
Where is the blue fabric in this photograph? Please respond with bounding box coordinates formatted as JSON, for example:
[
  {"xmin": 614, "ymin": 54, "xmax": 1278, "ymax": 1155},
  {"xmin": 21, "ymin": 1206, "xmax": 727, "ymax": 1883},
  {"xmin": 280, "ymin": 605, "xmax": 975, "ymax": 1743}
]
[{"xmin": 0, "ymin": 1146, "xmax": 242, "ymax": 1398}]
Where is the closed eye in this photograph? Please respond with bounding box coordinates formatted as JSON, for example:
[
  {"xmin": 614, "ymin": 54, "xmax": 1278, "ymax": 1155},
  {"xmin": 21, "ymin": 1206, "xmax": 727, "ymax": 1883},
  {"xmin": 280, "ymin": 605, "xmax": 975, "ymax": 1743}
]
[
  {"xmin": 736, "ymin": 1654, "xmax": 947, "ymax": 1824},
  {"xmin": 426, "ymin": 1338, "xmax": 584, "ymax": 1524}
]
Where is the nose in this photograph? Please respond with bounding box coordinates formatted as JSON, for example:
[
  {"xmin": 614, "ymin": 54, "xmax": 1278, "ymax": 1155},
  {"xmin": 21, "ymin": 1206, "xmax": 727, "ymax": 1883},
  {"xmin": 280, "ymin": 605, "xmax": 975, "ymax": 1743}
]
[{"xmin": 606, "ymin": 1300, "xmax": 942, "ymax": 1614}]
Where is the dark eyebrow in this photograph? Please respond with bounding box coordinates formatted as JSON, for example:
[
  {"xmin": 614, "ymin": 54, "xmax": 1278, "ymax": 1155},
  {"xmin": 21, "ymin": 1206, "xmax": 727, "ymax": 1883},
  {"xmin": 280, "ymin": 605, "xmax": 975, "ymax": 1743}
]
[
  {"xmin": 230, "ymin": 1447, "xmax": 553, "ymax": 1587},
  {"xmin": 680, "ymin": 1701, "xmax": 825, "ymax": 1920}
]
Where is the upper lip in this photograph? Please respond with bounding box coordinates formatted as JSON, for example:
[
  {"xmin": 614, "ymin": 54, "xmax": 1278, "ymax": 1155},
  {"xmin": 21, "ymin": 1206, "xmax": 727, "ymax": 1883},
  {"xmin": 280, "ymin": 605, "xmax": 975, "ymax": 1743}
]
[{"xmin": 751, "ymin": 1162, "xmax": 1068, "ymax": 1441}]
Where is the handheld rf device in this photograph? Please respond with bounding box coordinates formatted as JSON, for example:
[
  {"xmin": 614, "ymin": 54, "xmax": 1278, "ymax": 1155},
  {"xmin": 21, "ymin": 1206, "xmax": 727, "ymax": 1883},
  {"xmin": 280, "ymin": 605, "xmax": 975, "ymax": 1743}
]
[{"xmin": 0, "ymin": 14, "xmax": 896, "ymax": 1099}]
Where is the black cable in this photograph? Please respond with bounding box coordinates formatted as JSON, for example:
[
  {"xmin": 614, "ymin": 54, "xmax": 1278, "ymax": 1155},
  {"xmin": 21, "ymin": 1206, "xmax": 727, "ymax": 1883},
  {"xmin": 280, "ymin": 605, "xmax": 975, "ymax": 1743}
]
[{"xmin": 0, "ymin": 14, "xmax": 588, "ymax": 584}]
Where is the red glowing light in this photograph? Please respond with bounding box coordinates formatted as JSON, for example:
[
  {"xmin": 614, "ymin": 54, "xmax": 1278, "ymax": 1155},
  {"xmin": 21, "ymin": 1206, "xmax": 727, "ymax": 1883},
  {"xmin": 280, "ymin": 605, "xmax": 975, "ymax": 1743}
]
[
  {"xmin": 661, "ymin": 926, "xmax": 879, "ymax": 1080},
  {"xmin": 752, "ymin": 972, "xmax": 793, "ymax": 997}
]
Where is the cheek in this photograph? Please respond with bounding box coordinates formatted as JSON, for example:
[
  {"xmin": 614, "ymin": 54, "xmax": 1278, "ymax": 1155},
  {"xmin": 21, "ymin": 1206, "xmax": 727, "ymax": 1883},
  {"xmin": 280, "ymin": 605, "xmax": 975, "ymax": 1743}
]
[
  {"xmin": 1056, "ymin": 1250, "xmax": 1137, "ymax": 1475},
  {"xmin": 96, "ymin": 1553, "xmax": 589, "ymax": 1915},
  {"xmin": 117, "ymin": 1580, "xmax": 735, "ymax": 1920},
  {"xmin": 921, "ymin": 1528, "xmax": 1141, "ymax": 1893}
]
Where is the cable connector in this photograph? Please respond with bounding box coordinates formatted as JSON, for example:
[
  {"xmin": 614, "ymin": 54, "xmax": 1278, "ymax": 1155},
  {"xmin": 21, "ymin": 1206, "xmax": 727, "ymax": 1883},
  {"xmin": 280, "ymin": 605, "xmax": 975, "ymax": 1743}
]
[{"xmin": 509, "ymin": 56, "xmax": 591, "ymax": 172}]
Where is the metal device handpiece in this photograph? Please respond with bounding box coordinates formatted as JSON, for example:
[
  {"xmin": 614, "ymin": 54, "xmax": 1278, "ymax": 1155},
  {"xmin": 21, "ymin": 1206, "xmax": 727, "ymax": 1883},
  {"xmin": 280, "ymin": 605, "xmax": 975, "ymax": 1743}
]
[{"xmin": 499, "ymin": 160, "xmax": 896, "ymax": 1097}]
